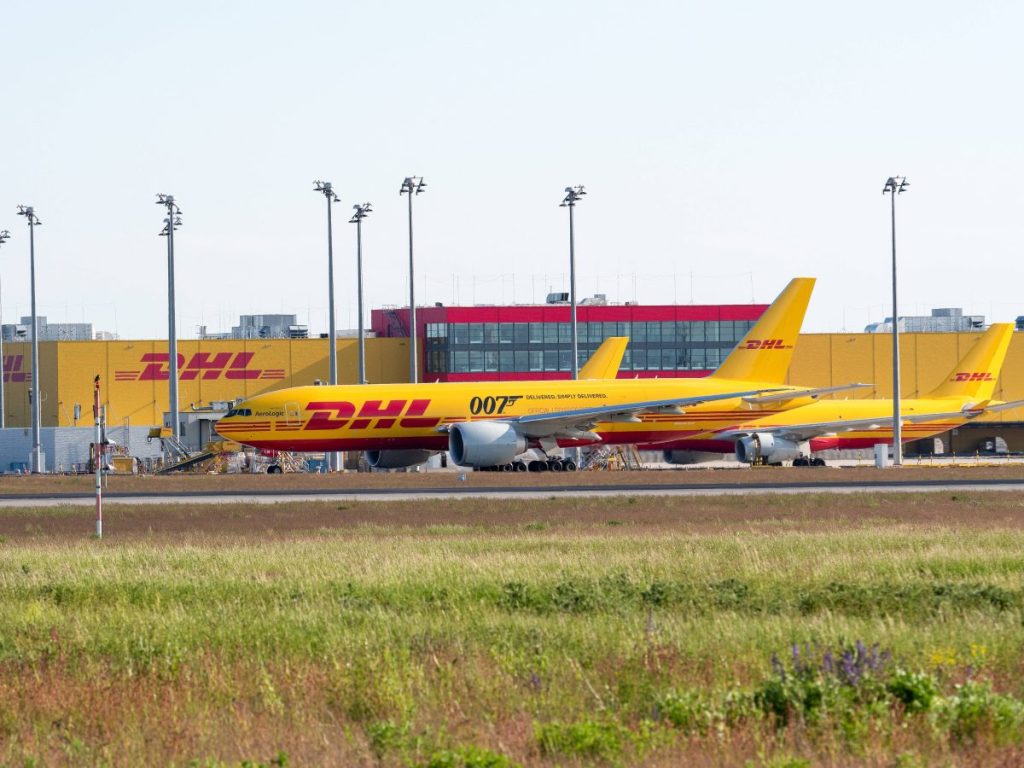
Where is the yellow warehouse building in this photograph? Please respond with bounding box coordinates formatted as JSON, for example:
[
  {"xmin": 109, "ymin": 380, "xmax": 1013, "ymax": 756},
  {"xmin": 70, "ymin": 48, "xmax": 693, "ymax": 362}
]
[{"xmin": 2, "ymin": 332, "xmax": 1022, "ymax": 453}]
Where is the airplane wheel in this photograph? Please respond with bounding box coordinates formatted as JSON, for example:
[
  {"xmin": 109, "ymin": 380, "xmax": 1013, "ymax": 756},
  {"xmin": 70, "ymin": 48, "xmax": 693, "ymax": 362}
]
[
  {"xmin": 563, "ymin": 460, "xmax": 578, "ymax": 472},
  {"xmin": 811, "ymin": 457, "xmax": 827, "ymax": 467},
  {"xmin": 514, "ymin": 461, "xmax": 528, "ymax": 472},
  {"xmin": 267, "ymin": 464, "xmax": 283, "ymax": 474},
  {"xmin": 528, "ymin": 460, "xmax": 547, "ymax": 472},
  {"xmin": 793, "ymin": 458, "xmax": 808, "ymax": 467},
  {"xmin": 502, "ymin": 463, "xmax": 514, "ymax": 472},
  {"xmin": 549, "ymin": 460, "xmax": 564, "ymax": 472}
]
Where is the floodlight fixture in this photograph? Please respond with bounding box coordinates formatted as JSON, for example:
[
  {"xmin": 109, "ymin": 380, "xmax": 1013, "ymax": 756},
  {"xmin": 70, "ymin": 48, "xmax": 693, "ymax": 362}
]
[
  {"xmin": 17, "ymin": 205, "xmax": 41, "ymax": 226},
  {"xmin": 882, "ymin": 176, "xmax": 909, "ymax": 195},
  {"xmin": 400, "ymin": 176, "xmax": 426, "ymax": 196},
  {"xmin": 314, "ymin": 180, "xmax": 340, "ymax": 202},
  {"xmin": 560, "ymin": 185, "xmax": 587, "ymax": 208}
]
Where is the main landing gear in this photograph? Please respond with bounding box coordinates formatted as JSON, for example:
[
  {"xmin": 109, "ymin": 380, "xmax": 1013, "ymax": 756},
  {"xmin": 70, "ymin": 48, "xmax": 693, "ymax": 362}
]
[
  {"xmin": 475, "ymin": 458, "xmax": 578, "ymax": 473},
  {"xmin": 792, "ymin": 457, "xmax": 826, "ymax": 467}
]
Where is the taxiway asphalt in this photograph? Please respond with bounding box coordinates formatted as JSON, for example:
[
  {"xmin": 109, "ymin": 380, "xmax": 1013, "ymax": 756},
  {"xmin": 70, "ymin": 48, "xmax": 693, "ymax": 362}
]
[{"xmin": 1, "ymin": 477, "xmax": 1023, "ymax": 506}]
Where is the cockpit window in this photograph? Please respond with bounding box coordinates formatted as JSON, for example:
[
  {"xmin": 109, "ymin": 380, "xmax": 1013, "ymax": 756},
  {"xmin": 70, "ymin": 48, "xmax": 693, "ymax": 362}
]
[{"xmin": 225, "ymin": 408, "xmax": 252, "ymax": 418}]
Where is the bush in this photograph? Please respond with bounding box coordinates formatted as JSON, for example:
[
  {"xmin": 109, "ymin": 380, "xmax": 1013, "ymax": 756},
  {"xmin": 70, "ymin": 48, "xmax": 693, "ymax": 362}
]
[
  {"xmin": 418, "ymin": 745, "xmax": 519, "ymax": 768},
  {"xmin": 887, "ymin": 669, "xmax": 938, "ymax": 714},
  {"xmin": 937, "ymin": 680, "xmax": 1024, "ymax": 744},
  {"xmin": 535, "ymin": 719, "xmax": 626, "ymax": 761},
  {"xmin": 656, "ymin": 690, "xmax": 713, "ymax": 734}
]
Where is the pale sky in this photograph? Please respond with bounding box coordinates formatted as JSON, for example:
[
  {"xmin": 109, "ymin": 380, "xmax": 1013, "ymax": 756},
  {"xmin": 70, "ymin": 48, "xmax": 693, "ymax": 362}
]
[{"xmin": 2, "ymin": 1, "xmax": 1022, "ymax": 339}]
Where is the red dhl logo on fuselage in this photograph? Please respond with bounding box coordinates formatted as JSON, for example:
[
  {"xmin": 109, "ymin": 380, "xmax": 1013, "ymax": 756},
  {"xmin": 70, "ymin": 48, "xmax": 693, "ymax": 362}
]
[
  {"xmin": 3, "ymin": 355, "xmax": 31, "ymax": 383},
  {"xmin": 743, "ymin": 338, "xmax": 792, "ymax": 350},
  {"xmin": 953, "ymin": 371, "xmax": 994, "ymax": 382},
  {"xmin": 114, "ymin": 353, "xmax": 286, "ymax": 382},
  {"xmin": 303, "ymin": 400, "xmax": 439, "ymax": 430}
]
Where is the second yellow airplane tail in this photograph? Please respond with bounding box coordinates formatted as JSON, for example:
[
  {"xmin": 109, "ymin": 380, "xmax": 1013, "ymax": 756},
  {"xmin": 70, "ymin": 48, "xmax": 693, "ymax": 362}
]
[
  {"xmin": 711, "ymin": 277, "xmax": 815, "ymax": 384},
  {"xmin": 926, "ymin": 322, "xmax": 1014, "ymax": 402},
  {"xmin": 579, "ymin": 337, "xmax": 628, "ymax": 379}
]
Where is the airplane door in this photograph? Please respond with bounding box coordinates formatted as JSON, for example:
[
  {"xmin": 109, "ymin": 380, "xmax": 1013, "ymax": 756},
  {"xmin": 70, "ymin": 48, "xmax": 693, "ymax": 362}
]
[{"xmin": 285, "ymin": 402, "xmax": 302, "ymax": 426}]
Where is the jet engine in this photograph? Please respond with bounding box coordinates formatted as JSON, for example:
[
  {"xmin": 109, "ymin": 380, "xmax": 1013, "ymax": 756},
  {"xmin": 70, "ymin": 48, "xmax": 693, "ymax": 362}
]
[
  {"xmin": 449, "ymin": 421, "xmax": 526, "ymax": 467},
  {"xmin": 365, "ymin": 449, "xmax": 436, "ymax": 469},
  {"xmin": 734, "ymin": 433, "xmax": 806, "ymax": 464}
]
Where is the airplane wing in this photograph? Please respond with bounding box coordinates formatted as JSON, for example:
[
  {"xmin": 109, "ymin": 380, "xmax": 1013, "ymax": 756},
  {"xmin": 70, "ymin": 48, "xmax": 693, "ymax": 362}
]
[
  {"xmin": 741, "ymin": 383, "xmax": 872, "ymax": 405},
  {"xmin": 438, "ymin": 388, "xmax": 784, "ymax": 442},
  {"xmin": 714, "ymin": 407, "xmax": 987, "ymax": 444},
  {"xmin": 971, "ymin": 398, "xmax": 1024, "ymax": 414}
]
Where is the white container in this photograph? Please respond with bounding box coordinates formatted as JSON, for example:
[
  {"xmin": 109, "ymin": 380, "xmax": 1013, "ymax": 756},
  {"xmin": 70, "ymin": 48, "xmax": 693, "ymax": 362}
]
[{"xmin": 873, "ymin": 443, "xmax": 890, "ymax": 468}]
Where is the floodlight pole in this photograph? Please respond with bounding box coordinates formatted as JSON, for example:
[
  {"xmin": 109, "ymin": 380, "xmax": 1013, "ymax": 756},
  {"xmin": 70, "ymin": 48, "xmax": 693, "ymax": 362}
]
[
  {"xmin": 350, "ymin": 203, "xmax": 373, "ymax": 385},
  {"xmin": 400, "ymin": 177, "xmax": 426, "ymax": 383},
  {"xmin": 0, "ymin": 229, "xmax": 9, "ymax": 430},
  {"xmin": 560, "ymin": 186, "xmax": 587, "ymax": 380},
  {"xmin": 93, "ymin": 375, "xmax": 102, "ymax": 539},
  {"xmin": 883, "ymin": 176, "xmax": 909, "ymax": 467},
  {"xmin": 314, "ymin": 181, "xmax": 340, "ymax": 471},
  {"xmin": 157, "ymin": 194, "xmax": 182, "ymax": 441},
  {"xmin": 17, "ymin": 207, "xmax": 43, "ymax": 472}
]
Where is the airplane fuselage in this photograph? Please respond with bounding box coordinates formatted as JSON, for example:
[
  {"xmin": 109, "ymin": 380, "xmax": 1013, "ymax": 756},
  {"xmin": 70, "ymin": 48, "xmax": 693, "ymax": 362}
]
[{"xmin": 215, "ymin": 377, "xmax": 795, "ymax": 452}]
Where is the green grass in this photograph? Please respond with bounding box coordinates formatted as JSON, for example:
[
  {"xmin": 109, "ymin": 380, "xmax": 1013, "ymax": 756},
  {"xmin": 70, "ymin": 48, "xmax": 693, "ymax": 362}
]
[{"xmin": 2, "ymin": 500, "xmax": 1024, "ymax": 764}]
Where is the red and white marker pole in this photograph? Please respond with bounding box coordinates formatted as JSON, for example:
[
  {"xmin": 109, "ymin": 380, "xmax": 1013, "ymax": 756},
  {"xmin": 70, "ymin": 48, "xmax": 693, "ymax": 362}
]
[{"xmin": 93, "ymin": 375, "xmax": 102, "ymax": 539}]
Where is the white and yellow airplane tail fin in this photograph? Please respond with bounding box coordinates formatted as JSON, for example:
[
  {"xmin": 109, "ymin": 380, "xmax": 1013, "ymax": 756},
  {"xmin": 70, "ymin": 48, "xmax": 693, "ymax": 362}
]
[
  {"xmin": 579, "ymin": 337, "xmax": 628, "ymax": 379},
  {"xmin": 926, "ymin": 323, "xmax": 1014, "ymax": 402},
  {"xmin": 711, "ymin": 277, "xmax": 815, "ymax": 385}
]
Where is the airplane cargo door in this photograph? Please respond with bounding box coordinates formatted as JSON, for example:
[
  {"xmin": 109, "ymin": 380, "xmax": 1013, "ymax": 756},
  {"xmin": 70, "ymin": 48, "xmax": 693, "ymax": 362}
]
[{"xmin": 285, "ymin": 402, "xmax": 302, "ymax": 427}]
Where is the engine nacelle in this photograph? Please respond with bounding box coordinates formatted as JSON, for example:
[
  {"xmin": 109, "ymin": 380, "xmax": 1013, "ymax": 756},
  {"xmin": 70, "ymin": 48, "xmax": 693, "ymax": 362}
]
[
  {"xmin": 735, "ymin": 433, "xmax": 805, "ymax": 464},
  {"xmin": 663, "ymin": 450, "xmax": 724, "ymax": 465},
  {"xmin": 365, "ymin": 449, "xmax": 436, "ymax": 469},
  {"xmin": 449, "ymin": 421, "xmax": 526, "ymax": 467}
]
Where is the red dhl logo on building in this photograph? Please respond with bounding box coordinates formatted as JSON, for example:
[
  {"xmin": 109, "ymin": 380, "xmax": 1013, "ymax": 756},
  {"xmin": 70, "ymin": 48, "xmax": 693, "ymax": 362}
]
[
  {"xmin": 114, "ymin": 352, "xmax": 286, "ymax": 382},
  {"xmin": 953, "ymin": 371, "xmax": 995, "ymax": 382},
  {"xmin": 743, "ymin": 338, "xmax": 792, "ymax": 350},
  {"xmin": 303, "ymin": 400, "xmax": 439, "ymax": 430},
  {"xmin": 2, "ymin": 355, "xmax": 31, "ymax": 383}
]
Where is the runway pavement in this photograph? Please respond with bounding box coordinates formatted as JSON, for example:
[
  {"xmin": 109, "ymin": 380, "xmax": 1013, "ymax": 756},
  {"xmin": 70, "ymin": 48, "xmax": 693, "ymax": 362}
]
[{"xmin": 1, "ymin": 477, "xmax": 1024, "ymax": 506}]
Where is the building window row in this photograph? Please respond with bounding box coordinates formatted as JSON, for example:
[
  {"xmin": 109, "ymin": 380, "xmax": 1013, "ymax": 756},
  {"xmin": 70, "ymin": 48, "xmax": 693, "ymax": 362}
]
[
  {"xmin": 426, "ymin": 344, "xmax": 733, "ymax": 374},
  {"xmin": 426, "ymin": 320, "xmax": 754, "ymax": 345}
]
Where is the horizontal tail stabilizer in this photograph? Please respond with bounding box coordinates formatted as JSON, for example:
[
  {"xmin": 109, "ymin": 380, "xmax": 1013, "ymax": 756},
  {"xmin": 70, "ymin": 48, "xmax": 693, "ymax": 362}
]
[{"xmin": 741, "ymin": 382, "xmax": 872, "ymax": 405}]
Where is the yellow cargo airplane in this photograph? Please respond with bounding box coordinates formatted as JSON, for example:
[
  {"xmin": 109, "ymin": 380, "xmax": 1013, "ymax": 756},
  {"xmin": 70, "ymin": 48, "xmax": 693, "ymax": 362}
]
[
  {"xmin": 662, "ymin": 322, "xmax": 1022, "ymax": 466},
  {"xmin": 215, "ymin": 277, "xmax": 856, "ymax": 470}
]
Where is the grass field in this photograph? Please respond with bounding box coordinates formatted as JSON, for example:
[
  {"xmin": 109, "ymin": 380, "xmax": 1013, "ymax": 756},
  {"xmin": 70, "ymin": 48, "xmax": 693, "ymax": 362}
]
[{"xmin": 3, "ymin": 491, "xmax": 1024, "ymax": 766}]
